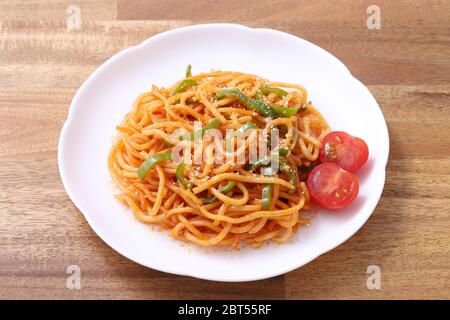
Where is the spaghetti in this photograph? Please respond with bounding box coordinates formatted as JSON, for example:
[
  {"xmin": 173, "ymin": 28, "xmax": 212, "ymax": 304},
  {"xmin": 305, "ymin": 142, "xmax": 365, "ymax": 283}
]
[{"xmin": 108, "ymin": 68, "xmax": 330, "ymax": 249}]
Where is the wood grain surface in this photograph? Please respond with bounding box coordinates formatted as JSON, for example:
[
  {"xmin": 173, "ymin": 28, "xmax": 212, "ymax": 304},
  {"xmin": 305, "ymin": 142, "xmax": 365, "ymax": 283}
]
[{"xmin": 0, "ymin": 0, "xmax": 449, "ymax": 299}]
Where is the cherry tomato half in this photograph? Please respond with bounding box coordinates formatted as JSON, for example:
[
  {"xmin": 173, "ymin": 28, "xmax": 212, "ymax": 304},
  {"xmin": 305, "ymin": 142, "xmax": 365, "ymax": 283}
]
[
  {"xmin": 307, "ymin": 163, "xmax": 359, "ymax": 210},
  {"xmin": 319, "ymin": 131, "xmax": 369, "ymax": 173}
]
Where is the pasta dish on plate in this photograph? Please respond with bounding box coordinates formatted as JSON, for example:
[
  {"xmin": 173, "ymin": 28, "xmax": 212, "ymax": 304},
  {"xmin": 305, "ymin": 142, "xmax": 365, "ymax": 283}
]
[{"xmin": 108, "ymin": 66, "xmax": 368, "ymax": 249}]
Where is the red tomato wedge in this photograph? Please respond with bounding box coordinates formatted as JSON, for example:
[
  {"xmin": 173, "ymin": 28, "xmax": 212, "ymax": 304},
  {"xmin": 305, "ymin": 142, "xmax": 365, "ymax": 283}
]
[
  {"xmin": 319, "ymin": 131, "xmax": 369, "ymax": 173},
  {"xmin": 307, "ymin": 163, "xmax": 359, "ymax": 210}
]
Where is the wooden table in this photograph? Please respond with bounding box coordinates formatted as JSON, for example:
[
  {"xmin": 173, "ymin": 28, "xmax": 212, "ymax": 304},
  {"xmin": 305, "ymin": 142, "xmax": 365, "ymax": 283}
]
[{"xmin": 0, "ymin": 0, "xmax": 449, "ymax": 299}]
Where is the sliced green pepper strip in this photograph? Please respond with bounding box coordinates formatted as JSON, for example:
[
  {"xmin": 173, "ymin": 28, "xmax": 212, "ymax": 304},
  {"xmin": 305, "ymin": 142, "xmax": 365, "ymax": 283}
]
[
  {"xmin": 245, "ymin": 154, "xmax": 296, "ymax": 192},
  {"xmin": 201, "ymin": 197, "xmax": 217, "ymax": 204},
  {"xmin": 274, "ymin": 127, "xmax": 298, "ymax": 156},
  {"xmin": 290, "ymin": 128, "xmax": 298, "ymax": 152},
  {"xmin": 272, "ymin": 105, "xmax": 300, "ymax": 118},
  {"xmin": 185, "ymin": 98, "xmax": 196, "ymax": 104},
  {"xmin": 216, "ymin": 89, "xmax": 275, "ymax": 119},
  {"xmin": 163, "ymin": 140, "xmax": 174, "ymax": 147},
  {"xmin": 279, "ymin": 156, "xmax": 296, "ymax": 193},
  {"xmin": 244, "ymin": 155, "xmax": 295, "ymax": 192},
  {"xmin": 298, "ymin": 106, "xmax": 308, "ymax": 113},
  {"xmin": 254, "ymin": 90, "xmax": 263, "ymax": 101},
  {"xmin": 259, "ymin": 85, "xmax": 288, "ymax": 98},
  {"xmin": 235, "ymin": 122, "xmax": 257, "ymax": 136},
  {"xmin": 176, "ymin": 162, "xmax": 192, "ymax": 189},
  {"xmin": 244, "ymin": 156, "xmax": 271, "ymax": 171},
  {"xmin": 179, "ymin": 119, "xmax": 221, "ymax": 141},
  {"xmin": 138, "ymin": 151, "xmax": 172, "ymax": 179},
  {"xmin": 262, "ymin": 184, "xmax": 272, "ymax": 210},
  {"xmin": 185, "ymin": 64, "xmax": 192, "ymax": 78},
  {"xmin": 217, "ymin": 89, "xmax": 299, "ymax": 119},
  {"xmin": 276, "ymin": 147, "xmax": 289, "ymax": 156},
  {"xmin": 173, "ymin": 79, "xmax": 197, "ymax": 95},
  {"xmin": 219, "ymin": 181, "xmax": 235, "ymax": 193},
  {"xmin": 226, "ymin": 122, "xmax": 258, "ymax": 145}
]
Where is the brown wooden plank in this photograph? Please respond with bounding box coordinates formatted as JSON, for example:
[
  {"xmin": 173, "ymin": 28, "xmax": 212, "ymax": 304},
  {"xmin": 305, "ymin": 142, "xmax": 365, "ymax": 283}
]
[
  {"xmin": 369, "ymin": 85, "xmax": 450, "ymax": 159},
  {"xmin": 0, "ymin": 0, "xmax": 117, "ymax": 21},
  {"xmin": 2, "ymin": 19, "xmax": 449, "ymax": 89},
  {"xmin": 0, "ymin": 20, "xmax": 192, "ymax": 89},
  {"xmin": 117, "ymin": 0, "xmax": 450, "ymax": 85}
]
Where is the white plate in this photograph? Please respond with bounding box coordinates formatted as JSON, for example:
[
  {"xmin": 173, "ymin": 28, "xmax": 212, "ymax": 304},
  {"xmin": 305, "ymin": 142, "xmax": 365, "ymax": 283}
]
[{"xmin": 58, "ymin": 23, "xmax": 389, "ymax": 282}]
